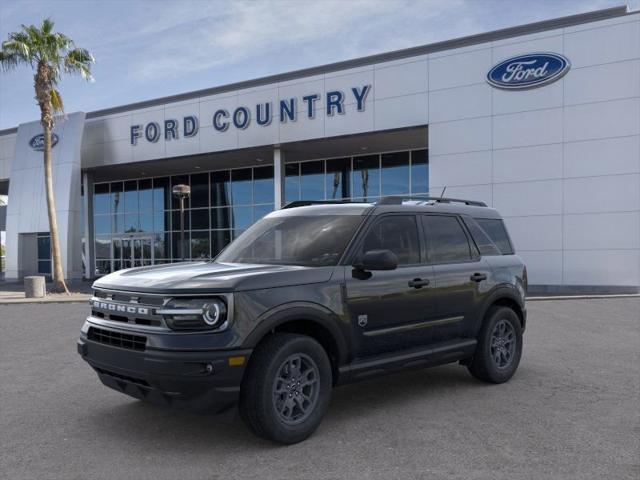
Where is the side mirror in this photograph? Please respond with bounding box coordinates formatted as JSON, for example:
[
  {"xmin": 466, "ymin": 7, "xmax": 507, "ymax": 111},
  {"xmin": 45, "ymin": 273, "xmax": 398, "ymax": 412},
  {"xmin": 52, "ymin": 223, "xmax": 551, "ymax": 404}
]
[{"xmin": 354, "ymin": 249, "xmax": 398, "ymax": 271}]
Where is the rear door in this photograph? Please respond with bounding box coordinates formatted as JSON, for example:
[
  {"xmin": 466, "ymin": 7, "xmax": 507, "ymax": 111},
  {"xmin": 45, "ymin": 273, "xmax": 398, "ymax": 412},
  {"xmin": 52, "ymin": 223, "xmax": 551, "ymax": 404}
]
[{"xmin": 421, "ymin": 214, "xmax": 492, "ymax": 339}]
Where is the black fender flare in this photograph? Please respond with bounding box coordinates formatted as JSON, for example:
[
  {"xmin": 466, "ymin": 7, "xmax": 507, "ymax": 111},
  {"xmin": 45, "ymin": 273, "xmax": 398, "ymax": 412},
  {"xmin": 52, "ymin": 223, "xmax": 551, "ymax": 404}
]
[
  {"xmin": 474, "ymin": 285, "xmax": 525, "ymax": 336},
  {"xmin": 242, "ymin": 302, "xmax": 350, "ymax": 366}
]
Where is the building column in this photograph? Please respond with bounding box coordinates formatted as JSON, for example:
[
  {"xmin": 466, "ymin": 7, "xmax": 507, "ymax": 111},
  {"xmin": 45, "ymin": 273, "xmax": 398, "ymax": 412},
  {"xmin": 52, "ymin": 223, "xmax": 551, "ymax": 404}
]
[
  {"xmin": 82, "ymin": 172, "xmax": 94, "ymax": 279},
  {"xmin": 273, "ymin": 147, "xmax": 286, "ymax": 209}
]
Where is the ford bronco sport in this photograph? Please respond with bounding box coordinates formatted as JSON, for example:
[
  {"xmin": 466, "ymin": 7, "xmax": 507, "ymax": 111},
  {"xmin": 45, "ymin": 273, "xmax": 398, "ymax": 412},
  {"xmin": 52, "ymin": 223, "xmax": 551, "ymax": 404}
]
[{"xmin": 78, "ymin": 196, "xmax": 527, "ymax": 444}]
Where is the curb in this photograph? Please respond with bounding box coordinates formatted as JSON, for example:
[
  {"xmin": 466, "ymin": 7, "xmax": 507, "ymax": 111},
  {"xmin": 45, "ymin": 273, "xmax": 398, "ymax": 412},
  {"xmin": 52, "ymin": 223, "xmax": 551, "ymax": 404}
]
[
  {"xmin": 0, "ymin": 295, "xmax": 91, "ymax": 305},
  {"xmin": 527, "ymin": 294, "xmax": 640, "ymax": 301}
]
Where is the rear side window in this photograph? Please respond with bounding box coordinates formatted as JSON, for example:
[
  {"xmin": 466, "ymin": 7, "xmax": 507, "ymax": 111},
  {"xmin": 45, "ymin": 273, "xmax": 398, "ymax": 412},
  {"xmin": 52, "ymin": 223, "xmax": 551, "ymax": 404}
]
[
  {"xmin": 475, "ymin": 218, "xmax": 514, "ymax": 255},
  {"xmin": 463, "ymin": 217, "xmax": 501, "ymax": 256},
  {"xmin": 423, "ymin": 215, "xmax": 472, "ymax": 263},
  {"xmin": 361, "ymin": 215, "xmax": 420, "ymax": 265}
]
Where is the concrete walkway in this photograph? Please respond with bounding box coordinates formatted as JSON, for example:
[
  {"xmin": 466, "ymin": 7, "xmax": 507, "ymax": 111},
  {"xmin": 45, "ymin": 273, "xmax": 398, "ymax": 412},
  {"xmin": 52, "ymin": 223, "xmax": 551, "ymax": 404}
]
[{"xmin": 0, "ymin": 280, "xmax": 92, "ymax": 304}]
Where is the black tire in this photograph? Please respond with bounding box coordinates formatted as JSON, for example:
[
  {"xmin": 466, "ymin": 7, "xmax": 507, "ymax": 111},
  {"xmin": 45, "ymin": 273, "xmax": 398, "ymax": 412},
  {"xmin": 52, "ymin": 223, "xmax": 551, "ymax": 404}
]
[
  {"xmin": 467, "ymin": 306, "xmax": 523, "ymax": 384},
  {"xmin": 239, "ymin": 333, "xmax": 332, "ymax": 444}
]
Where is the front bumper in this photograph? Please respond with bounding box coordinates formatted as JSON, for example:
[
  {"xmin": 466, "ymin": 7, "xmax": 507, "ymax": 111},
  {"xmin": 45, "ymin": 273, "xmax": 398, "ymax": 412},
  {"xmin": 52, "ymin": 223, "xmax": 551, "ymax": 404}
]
[{"xmin": 77, "ymin": 327, "xmax": 251, "ymax": 413}]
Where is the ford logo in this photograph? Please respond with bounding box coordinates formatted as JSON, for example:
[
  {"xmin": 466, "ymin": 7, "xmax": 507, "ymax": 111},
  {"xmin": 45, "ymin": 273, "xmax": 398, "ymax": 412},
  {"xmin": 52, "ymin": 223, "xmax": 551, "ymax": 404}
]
[
  {"xmin": 29, "ymin": 133, "xmax": 59, "ymax": 151},
  {"xmin": 487, "ymin": 53, "xmax": 570, "ymax": 90}
]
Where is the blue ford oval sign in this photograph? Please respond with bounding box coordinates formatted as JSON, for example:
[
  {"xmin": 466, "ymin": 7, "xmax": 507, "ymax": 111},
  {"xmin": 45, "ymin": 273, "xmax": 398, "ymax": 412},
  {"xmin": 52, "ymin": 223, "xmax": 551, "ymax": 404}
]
[
  {"xmin": 487, "ymin": 53, "xmax": 570, "ymax": 90},
  {"xmin": 29, "ymin": 133, "xmax": 59, "ymax": 151}
]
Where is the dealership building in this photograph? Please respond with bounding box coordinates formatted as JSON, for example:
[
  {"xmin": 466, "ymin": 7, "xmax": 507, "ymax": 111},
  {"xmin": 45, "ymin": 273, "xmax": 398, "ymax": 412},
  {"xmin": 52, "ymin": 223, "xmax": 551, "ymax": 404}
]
[{"xmin": 0, "ymin": 5, "xmax": 639, "ymax": 293}]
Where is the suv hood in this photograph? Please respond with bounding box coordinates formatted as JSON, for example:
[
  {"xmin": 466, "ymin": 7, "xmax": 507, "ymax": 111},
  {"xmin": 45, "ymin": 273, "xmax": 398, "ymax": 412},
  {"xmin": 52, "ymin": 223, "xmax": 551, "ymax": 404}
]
[{"xmin": 92, "ymin": 261, "xmax": 335, "ymax": 294}]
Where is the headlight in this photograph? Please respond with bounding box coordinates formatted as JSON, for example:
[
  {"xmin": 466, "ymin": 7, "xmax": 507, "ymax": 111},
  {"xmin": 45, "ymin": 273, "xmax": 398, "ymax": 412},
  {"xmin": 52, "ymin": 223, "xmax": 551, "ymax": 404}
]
[{"xmin": 157, "ymin": 298, "xmax": 228, "ymax": 331}]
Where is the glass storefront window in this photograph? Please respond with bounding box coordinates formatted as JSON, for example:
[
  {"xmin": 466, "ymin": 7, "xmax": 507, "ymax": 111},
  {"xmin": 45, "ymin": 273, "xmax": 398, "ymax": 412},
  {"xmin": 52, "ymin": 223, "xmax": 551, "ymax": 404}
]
[
  {"xmin": 352, "ymin": 155, "xmax": 380, "ymax": 201},
  {"xmin": 138, "ymin": 179, "xmax": 153, "ymax": 212},
  {"xmin": 190, "ymin": 231, "xmax": 210, "ymax": 259},
  {"xmin": 381, "ymin": 151, "xmax": 410, "ymax": 195},
  {"xmin": 231, "ymin": 169, "xmax": 252, "ymax": 205},
  {"xmin": 92, "ymin": 149, "xmax": 428, "ymax": 275},
  {"xmin": 232, "ymin": 206, "xmax": 253, "ymax": 229},
  {"xmin": 153, "ymin": 177, "xmax": 170, "ymax": 211},
  {"xmin": 254, "ymin": 166, "xmax": 274, "ymax": 204},
  {"xmin": 211, "ymin": 207, "xmax": 231, "ymax": 230},
  {"xmin": 285, "ymin": 163, "xmax": 300, "ymax": 203},
  {"xmin": 190, "ymin": 173, "xmax": 209, "ymax": 208},
  {"xmin": 211, "ymin": 171, "xmax": 231, "ymax": 207},
  {"xmin": 411, "ymin": 149, "xmax": 429, "ymax": 194},
  {"xmin": 300, "ymin": 161, "xmax": 325, "ymax": 200},
  {"xmin": 94, "ymin": 184, "xmax": 110, "ymax": 214},
  {"xmin": 191, "ymin": 208, "xmax": 210, "ymax": 230},
  {"xmin": 326, "ymin": 158, "xmax": 350, "ymax": 200}
]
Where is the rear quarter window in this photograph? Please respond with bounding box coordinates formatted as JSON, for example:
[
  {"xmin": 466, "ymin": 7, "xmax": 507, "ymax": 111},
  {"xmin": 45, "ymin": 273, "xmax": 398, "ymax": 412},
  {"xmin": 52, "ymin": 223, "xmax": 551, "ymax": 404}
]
[{"xmin": 474, "ymin": 218, "xmax": 514, "ymax": 255}]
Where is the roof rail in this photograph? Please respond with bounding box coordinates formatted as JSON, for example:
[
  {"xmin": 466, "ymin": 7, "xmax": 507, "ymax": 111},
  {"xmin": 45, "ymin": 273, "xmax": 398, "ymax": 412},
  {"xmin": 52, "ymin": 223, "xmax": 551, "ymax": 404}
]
[
  {"xmin": 377, "ymin": 195, "xmax": 487, "ymax": 207},
  {"xmin": 282, "ymin": 200, "xmax": 356, "ymax": 209}
]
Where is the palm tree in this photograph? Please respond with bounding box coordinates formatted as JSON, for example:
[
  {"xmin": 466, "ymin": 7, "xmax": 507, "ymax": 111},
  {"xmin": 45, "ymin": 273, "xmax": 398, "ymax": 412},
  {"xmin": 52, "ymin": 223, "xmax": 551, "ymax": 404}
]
[{"xmin": 0, "ymin": 18, "xmax": 94, "ymax": 293}]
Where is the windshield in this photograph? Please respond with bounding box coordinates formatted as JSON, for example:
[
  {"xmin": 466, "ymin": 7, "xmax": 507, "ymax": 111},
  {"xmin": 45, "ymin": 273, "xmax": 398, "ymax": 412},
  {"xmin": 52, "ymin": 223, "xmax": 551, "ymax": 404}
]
[{"xmin": 216, "ymin": 215, "xmax": 363, "ymax": 266}]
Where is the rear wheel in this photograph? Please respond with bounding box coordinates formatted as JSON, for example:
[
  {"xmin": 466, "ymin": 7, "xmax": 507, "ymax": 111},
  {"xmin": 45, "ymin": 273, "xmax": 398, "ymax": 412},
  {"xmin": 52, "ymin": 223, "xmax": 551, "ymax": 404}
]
[
  {"xmin": 239, "ymin": 333, "xmax": 332, "ymax": 444},
  {"xmin": 467, "ymin": 306, "xmax": 522, "ymax": 383}
]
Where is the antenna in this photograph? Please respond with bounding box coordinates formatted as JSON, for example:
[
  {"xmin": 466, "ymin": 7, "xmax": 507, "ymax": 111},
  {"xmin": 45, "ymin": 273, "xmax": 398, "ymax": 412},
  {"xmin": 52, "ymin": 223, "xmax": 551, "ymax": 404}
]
[{"xmin": 439, "ymin": 186, "xmax": 447, "ymax": 200}]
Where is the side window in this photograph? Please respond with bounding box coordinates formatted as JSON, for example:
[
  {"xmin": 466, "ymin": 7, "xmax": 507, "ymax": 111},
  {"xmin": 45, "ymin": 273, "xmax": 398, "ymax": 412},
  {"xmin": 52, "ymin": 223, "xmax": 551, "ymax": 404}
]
[
  {"xmin": 463, "ymin": 217, "xmax": 501, "ymax": 256},
  {"xmin": 360, "ymin": 215, "xmax": 420, "ymax": 265},
  {"xmin": 475, "ymin": 218, "xmax": 514, "ymax": 255},
  {"xmin": 423, "ymin": 215, "xmax": 472, "ymax": 263}
]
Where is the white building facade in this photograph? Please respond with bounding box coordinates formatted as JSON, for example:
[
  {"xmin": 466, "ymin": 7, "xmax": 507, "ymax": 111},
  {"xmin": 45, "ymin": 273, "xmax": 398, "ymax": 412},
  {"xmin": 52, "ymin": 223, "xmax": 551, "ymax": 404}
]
[{"xmin": 0, "ymin": 6, "xmax": 638, "ymax": 293}]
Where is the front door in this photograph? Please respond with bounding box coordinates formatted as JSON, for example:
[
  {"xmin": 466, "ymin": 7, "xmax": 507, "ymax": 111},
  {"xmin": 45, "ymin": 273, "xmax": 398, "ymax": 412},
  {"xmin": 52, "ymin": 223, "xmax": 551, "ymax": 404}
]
[
  {"xmin": 344, "ymin": 214, "xmax": 437, "ymax": 357},
  {"xmin": 112, "ymin": 236, "xmax": 153, "ymax": 271}
]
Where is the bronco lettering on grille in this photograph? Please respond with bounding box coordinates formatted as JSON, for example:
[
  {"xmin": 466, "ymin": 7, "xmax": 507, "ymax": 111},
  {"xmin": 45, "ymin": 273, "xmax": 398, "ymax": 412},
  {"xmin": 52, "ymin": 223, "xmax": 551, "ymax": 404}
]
[{"xmin": 91, "ymin": 299, "xmax": 149, "ymax": 315}]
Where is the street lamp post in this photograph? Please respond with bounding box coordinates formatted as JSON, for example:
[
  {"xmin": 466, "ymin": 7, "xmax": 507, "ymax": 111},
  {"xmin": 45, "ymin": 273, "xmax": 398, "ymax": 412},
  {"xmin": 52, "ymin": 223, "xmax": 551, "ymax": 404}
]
[{"xmin": 172, "ymin": 184, "xmax": 191, "ymax": 261}]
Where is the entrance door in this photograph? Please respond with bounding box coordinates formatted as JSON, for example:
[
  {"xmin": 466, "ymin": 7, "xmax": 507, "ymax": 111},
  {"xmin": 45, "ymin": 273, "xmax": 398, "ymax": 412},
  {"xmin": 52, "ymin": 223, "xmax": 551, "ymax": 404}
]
[{"xmin": 112, "ymin": 236, "xmax": 153, "ymax": 271}]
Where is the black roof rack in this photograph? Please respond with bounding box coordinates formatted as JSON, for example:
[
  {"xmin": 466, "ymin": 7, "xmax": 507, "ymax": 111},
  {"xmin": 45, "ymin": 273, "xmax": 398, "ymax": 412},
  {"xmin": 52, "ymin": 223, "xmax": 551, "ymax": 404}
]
[
  {"xmin": 376, "ymin": 195, "xmax": 487, "ymax": 207},
  {"xmin": 282, "ymin": 200, "xmax": 356, "ymax": 209}
]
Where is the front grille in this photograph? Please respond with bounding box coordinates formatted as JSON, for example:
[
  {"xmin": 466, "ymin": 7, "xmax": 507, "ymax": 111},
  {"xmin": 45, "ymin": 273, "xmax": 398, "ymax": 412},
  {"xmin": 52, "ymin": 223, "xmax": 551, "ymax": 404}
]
[
  {"xmin": 90, "ymin": 288, "xmax": 166, "ymax": 328},
  {"xmin": 87, "ymin": 326, "xmax": 146, "ymax": 351}
]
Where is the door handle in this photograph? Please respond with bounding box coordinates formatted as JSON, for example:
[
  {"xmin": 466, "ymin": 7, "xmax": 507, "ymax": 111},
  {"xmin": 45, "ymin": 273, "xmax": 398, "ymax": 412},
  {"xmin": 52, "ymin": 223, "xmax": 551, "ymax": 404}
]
[
  {"xmin": 470, "ymin": 272, "xmax": 487, "ymax": 282},
  {"xmin": 408, "ymin": 278, "xmax": 430, "ymax": 289}
]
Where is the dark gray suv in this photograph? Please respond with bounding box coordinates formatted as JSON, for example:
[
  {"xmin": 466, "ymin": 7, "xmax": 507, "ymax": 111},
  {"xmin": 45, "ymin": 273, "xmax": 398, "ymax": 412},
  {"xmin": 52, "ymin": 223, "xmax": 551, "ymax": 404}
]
[{"xmin": 78, "ymin": 196, "xmax": 527, "ymax": 444}]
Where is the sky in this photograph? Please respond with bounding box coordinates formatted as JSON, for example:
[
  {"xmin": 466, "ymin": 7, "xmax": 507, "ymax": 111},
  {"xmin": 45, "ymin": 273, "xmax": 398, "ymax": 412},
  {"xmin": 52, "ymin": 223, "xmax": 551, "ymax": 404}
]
[{"xmin": 0, "ymin": 0, "xmax": 637, "ymax": 130}]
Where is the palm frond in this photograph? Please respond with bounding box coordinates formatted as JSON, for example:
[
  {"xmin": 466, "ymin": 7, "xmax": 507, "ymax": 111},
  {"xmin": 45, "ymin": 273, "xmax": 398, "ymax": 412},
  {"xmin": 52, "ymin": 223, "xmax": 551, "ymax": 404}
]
[
  {"xmin": 50, "ymin": 88, "xmax": 64, "ymax": 113},
  {"xmin": 64, "ymin": 47, "xmax": 94, "ymax": 81}
]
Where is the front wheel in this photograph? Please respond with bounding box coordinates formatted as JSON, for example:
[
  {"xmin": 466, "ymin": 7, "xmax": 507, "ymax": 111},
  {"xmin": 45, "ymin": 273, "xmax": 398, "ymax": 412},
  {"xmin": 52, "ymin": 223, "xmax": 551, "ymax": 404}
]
[
  {"xmin": 467, "ymin": 306, "xmax": 523, "ymax": 383},
  {"xmin": 239, "ymin": 333, "xmax": 332, "ymax": 444}
]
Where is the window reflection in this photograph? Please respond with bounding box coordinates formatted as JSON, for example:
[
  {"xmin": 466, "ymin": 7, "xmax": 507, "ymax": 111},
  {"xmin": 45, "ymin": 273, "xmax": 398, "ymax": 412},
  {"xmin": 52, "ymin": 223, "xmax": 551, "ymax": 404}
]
[{"xmin": 92, "ymin": 149, "xmax": 428, "ymax": 274}]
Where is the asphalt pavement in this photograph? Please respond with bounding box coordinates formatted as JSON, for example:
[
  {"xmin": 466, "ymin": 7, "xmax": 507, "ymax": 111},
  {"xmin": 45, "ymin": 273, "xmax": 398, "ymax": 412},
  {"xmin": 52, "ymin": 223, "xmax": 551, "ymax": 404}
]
[{"xmin": 0, "ymin": 298, "xmax": 638, "ymax": 480}]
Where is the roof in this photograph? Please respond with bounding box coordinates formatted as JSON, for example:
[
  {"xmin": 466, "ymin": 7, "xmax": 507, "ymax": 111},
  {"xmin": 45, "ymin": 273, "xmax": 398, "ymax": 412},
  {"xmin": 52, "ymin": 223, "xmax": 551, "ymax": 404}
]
[{"xmin": 0, "ymin": 5, "xmax": 631, "ymax": 136}]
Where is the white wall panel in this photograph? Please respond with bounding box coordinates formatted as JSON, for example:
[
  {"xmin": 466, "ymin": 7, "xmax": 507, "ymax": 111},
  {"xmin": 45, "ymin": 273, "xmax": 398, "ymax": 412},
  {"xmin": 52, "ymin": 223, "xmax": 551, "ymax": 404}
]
[
  {"xmin": 564, "ymin": 60, "xmax": 640, "ymax": 106},
  {"xmin": 279, "ymin": 113, "xmax": 325, "ymax": 144},
  {"xmin": 564, "ymin": 135, "xmax": 640, "ymax": 178},
  {"xmin": 492, "ymin": 33, "xmax": 563, "ymax": 62},
  {"xmin": 518, "ymin": 250, "xmax": 563, "ymax": 285},
  {"xmin": 492, "ymin": 80, "xmax": 563, "ymax": 115},
  {"xmin": 563, "ymin": 174, "xmax": 640, "ymax": 214},
  {"xmin": 428, "ymin": 48, "xmax": 492, "ymax": 90},
  {"xmin": 564, "ymin": 212, "xmax": 640, "ymax": 250},
  {"xmin": 374, "ymin": 93, "xmax": 428, "ymax": 131},
  {"xmin": 504, "ymin": 215, "xmax": 562, "ymax": 251},
  {"xmin": 429, "ymin": 116, "xmax": 491, "ymax": 155},
  {"xmin": 493, "ymin": 179, "xmax": 562, "ymax": 217},
  {"xmin": 324, "ymin": 69, "xmax": 374, "ymax": 107},
  {"xmin": 374, "ymin": 60, "xmax": 427, "ymax": 100},
  {"xmin": 493, "ymin": 143, "xmax": 562, "ymax": 183},
  {"xmin": 199, "ymin": 125, "xmax": 238, "ymax": 153},
  {"xmin": 429, "ymin": 150, "xmax": 492, "ymax": 187},
  {"xmin": 325, "ymin": 102, "xmax": 374, "ymax": 138},
  {"xmin": 428, "ymin": 84, "xmax": 491, "ymax": 123},
  {"xmin": 564, "ymin": 20, "xmax": 640, "ymax": 68},
  {"xmin": 564, "ymin": 98, "xmax": 640, "ymax": 142},
  {"xmin": 563, "ymin": 250, "xmax": 640, "ymax": 286},
  {"xmin": 493, "ymin": 108, "xmax": 562, "ymax": 150}
]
